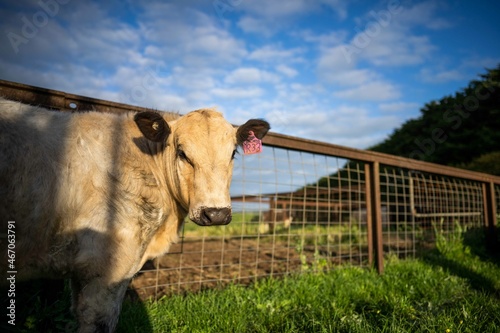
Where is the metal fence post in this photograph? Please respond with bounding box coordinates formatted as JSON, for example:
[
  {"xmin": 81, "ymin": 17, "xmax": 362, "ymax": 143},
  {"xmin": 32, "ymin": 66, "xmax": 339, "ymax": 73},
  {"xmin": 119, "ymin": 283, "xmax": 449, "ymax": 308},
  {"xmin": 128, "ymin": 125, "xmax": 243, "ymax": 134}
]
[
  {"xmin": 366, "ymin": 162, "xmax": 384, "ymax": 274},
  {"xmin": 483, "ymin": 182, "xmax": 498, "ymax": 253}
]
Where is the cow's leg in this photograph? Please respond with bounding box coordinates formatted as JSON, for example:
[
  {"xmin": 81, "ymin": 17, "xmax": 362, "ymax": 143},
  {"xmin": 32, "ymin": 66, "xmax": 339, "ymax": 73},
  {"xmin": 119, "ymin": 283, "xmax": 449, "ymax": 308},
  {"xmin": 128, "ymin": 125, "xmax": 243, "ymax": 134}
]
[
  {"xmin": 71, "ymin": 276, "xmax": 131, "ymax": 333},
  {"xmin": 70, "ymin": 278, "xmax": 81, "ymax": 315}
]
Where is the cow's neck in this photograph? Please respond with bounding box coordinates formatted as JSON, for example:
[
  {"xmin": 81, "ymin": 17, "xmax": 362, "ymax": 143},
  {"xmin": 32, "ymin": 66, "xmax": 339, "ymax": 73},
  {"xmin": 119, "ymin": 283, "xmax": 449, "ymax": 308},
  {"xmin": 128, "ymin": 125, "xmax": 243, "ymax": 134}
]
[{"xmin": 131, "ymin": 142, "xmax": 188, "ymax": 265}]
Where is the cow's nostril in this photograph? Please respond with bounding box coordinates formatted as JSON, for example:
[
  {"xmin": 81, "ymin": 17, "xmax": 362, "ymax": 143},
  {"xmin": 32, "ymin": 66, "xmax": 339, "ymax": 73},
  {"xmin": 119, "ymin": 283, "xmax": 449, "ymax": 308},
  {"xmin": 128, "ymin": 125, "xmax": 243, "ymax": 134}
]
[
  {"xmin": 201, "ymin": 209, "xmax": 212, "ymax": 225},
  {"xmin": 200, "ymin": 207, "xmax": 232, "ymax": 226}
]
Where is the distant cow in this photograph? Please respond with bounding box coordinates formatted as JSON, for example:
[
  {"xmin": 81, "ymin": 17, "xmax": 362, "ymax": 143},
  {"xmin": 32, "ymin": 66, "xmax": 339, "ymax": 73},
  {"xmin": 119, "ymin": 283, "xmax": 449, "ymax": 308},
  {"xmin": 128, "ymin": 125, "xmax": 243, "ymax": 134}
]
[{"xmin": 0, "ymin": 97, "xmax": 269, "ymax": 332}]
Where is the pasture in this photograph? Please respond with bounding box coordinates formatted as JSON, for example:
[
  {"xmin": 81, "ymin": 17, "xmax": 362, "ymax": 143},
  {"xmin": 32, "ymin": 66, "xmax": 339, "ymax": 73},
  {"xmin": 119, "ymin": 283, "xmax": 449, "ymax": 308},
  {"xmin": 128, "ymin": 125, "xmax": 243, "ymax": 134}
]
[
  {"xmin": 1, "ymin": 81, "xmax": 499, "ymax": 333},
  {"xmin": 129, "ymin": 212, "xmax": 374, "ymax": 299},
  {"xmin": 5, "ymin": 223, "xmax": 499, "ymax": 332},
  {"xmin": 118, "ymin": 224, "xmax": 500, "ymax": 333}
]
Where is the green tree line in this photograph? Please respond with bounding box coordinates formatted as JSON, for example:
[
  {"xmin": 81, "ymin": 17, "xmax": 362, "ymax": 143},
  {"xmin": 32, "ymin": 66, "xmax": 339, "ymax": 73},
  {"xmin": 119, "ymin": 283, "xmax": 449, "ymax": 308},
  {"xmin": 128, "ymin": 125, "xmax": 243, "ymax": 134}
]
[
  {"xmin": 370, "ymin": 65, "xmax": 500, "ymax": 176},
  {"xmin": 310, "ymin": 65, "xmax": 500, "ymax": 191}
]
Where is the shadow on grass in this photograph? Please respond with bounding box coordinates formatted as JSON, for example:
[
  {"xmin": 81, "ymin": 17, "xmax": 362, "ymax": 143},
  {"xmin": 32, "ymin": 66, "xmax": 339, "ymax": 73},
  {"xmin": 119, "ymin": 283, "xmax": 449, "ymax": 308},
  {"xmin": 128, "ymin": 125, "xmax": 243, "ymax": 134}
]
[
  {"xmin": 0, "ymin": 279, "xmax": 75, "ymax": 333},
  {"xmin": 0, "ymin": 280, "xmax": 153, "ymax": 333},
  {"xmin": 423, "ymin": 250, "xmax": 500, "ymax": 298},
  {"xmin": 421, "ymin": 226, "xmax": 500, "ymax": 299},
  {"xmin": 462, "ymin": 226, "xmax": 500, "ymax": 266},
  {"xmin": 117, "ymin": 289, "xmax": 154, "ymax": 333}
]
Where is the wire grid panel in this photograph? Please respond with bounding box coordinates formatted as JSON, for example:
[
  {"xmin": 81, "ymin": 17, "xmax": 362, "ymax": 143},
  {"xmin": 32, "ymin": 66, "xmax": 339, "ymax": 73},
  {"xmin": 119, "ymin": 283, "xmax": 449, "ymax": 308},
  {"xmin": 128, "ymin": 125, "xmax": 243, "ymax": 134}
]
[
  {"xmin": 379, "ymin": 167, "xmax": 485, "ymax": 259},
  {"xmin": 129, "ymin": 146, "xmax": 370, "ymax": 300},
  {"xmin": 379, "ymin": 167, "xmax": 416, "ymax": 258},
  {"xmin": 410, "ymin": 172, "xmax": 484, "ymax": 227},
  {"xmin": 496, "ymin": 185, "xmax": 500, "ymax": 221}
]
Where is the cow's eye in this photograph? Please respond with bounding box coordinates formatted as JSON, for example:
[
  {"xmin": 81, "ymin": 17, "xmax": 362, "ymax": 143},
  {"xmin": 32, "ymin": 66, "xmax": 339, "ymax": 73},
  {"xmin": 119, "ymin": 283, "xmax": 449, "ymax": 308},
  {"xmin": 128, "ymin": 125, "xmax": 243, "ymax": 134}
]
[
  {"xmin": 231, "ymin": 149, "xmax": 237, "ymax": 160},
  {"xmin": 177, "ymin": 149, "xmax": 189, "ymax": 161}
]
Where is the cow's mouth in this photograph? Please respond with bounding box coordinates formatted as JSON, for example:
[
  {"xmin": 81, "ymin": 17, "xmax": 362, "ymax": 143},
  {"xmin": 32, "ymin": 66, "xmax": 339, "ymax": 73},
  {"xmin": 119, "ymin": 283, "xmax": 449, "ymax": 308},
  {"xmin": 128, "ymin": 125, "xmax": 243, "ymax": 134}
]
[{"xmin": 190, "ymin": 206, "xmax": 232, "ymax": 226}]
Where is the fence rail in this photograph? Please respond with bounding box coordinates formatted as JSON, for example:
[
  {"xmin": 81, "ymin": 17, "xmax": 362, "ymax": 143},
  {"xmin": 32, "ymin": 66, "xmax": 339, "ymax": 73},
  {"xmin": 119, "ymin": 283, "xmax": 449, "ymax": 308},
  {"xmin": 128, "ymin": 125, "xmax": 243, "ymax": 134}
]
[{"xmin": 1, "ymin": 79, "xmax": 499, "ymax": 300}]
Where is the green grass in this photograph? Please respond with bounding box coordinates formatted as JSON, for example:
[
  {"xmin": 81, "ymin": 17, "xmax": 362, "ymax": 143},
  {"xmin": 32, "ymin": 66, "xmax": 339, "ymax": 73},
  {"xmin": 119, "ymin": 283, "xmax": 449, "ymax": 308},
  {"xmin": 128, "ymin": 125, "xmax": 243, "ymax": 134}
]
[
  {"xmin": 183, "ymin": 212, "xmax": 368, "ymax": 248},
  {"xmin": 117, "ymin": 227, "xmax": 500, "ymax": 333},
  {"xmin": 5, "ymin": 224, "xmax": 499, "ymax": 332},
  {"xmin": 182, "ymin": 212, "xmax": 262, "ymax": 238}
]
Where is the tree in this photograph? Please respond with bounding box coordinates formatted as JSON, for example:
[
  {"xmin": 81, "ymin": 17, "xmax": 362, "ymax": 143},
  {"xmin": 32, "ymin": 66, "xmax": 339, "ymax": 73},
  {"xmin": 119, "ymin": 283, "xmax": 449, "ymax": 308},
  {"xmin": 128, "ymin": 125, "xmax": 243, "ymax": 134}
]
[
  {"xmin": 370, "ymin": 65, "xmax": 500, "ymax": 173},
  {"xmin": 458, "ymin": 151, "xmax": 500, "ymax": 176}
]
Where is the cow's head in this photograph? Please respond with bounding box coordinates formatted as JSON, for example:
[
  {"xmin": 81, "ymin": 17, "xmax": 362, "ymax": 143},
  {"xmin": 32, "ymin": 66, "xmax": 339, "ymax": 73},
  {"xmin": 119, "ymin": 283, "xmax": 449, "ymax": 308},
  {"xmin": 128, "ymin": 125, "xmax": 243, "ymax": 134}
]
[{"xmin": 135, "ymin": 110, "xmax": 270, "ymax": 226}]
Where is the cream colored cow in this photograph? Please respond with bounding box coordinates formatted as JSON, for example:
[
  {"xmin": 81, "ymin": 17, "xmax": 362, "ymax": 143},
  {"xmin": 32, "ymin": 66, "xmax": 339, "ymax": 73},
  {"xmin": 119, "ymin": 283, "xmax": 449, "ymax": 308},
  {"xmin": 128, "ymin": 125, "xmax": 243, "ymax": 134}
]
[{"xmin": 0, "ymin": 97, "xmax": 269, "ymax": 333}]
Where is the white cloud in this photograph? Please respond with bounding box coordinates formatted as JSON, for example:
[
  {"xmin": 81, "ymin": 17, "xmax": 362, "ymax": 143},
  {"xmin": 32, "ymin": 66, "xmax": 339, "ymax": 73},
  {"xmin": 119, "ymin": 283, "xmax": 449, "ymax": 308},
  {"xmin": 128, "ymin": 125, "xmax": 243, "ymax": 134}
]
[
  {"xmin": 419, "ymin": 68, "xmax": 465, "ymax": 83},
  {"xmin": 334, "ymin": 81, "xmax": 400, "ymax": 101},
  {"xmin": 138, "ymin": 3, "xmax": 247, "ymax": 67},
  {"xmin": 315, "ymin": 45, "xmax": 400, "ymax": 102},
  {"xmin": 359, "ymin": 31, "xmax": 435, "ymax": 66},
  {"xmin": 286, "ymin": 105, "xmax": 400, "ymax": 148},
  {"xmin": 222, "ymin": 82, "xmax": 402, "ymax": 149},
  {"xmin": 236, "ymin": 0, "xmax": 348, "ymax": 36},
  {"xmin": 379, "ymin": 102, "xmax": 420, "ymax": 113},
  {"xmin": 321, "ymin": 67, "xmax": 377, "ymax": 86},
  {"xmin": 416, "ymin": 56, "xmax": 500, "ymax": 86},
  {"xmin": 237, "ymin": 0, "xmax": 347, "ymax": 20},
  {"xmin": 225, "ymin": 67, "xmax": 280, "ymax": 84},
  {"xmin": 311, "ymin": 0, "xmax": 452, "ymax": 74},
  {"xmin": 298, "ymin": 29, "xmax": 348, "ymax": 46},
  {"xmin": 394, "ymin": 1, "xmax": 453, "ymax": 30},
  {"xmin": 238, "ymin": 0, "xmax": 311, "ymax": 18},
  {"xmin": 237, "ymin": 16, "xmax": 274, "ymax": 36},
  {"xmin": 461, "ymin": 57, "xmax": 500, "ymax": 69},
  {"xmin": 248, "ymin": 45, "xmax": 304, "ymax": 63},
  {"xmin": 0, "ymin": 0, "xmax": 496, "ymax": 153},
  {"xmin": 276, "ymin": 64, "xmax": 298, "ymax": 78},
  {"xmin": 312, "ymin": 1, "xmax": 450, "ymax": 103},
  {"xmin": 316, "ymin": 45, "xmax": 355, "ymax": 77},
  {"xmin": 347, "ymin": 1, "xmax": 454, "ymax": 67},
  {"xmin": 1, "ymin": 1, "xmax": 142, "ymax": 69},
  {"xmin": 171, "ymin": 66, "xmax": 218, "ymax": 91},
  {"xmin": 212, "ymin": 87, "xmax": 264, "ymax": 99},
  {"xmin": 312, "ymin": 105, "xmax": 402, "ymax": 147}
]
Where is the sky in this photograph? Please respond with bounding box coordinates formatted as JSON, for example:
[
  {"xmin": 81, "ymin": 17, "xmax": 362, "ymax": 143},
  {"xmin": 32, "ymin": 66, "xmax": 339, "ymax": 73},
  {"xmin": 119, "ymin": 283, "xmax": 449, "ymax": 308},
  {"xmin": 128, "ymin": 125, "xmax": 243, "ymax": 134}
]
[{"xmin": 1, "ymin": 0, "xmax": 499, "ymax": 150}]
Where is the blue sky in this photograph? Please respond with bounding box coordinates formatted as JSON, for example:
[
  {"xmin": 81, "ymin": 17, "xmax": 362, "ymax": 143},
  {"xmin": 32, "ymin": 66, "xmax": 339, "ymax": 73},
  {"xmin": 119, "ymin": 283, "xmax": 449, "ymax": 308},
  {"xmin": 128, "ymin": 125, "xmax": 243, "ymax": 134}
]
[{"xmin": 1, "ymin": 0, "xmax": 499, "ymax": 149}]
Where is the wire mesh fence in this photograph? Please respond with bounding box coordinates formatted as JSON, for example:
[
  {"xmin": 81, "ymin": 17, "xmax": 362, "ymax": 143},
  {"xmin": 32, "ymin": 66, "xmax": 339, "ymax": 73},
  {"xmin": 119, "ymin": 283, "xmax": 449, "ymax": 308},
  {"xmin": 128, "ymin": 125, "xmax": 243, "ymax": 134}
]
[
  {"xmin": 1, "ymin": 79, "xmax": 498, "ymax": 302},
  {"xmin": 129, "ymin": 144, "xmax": 497, "ymax": 300},
  {"xmin": 130, "ymin": 148, "xmax": 373, "ymax": 299},
  {"xmin": 496, "ymin": 185, "xmax": 500, "ymax": 220},
  {"xmin": 379, "ymin": 168, "xmax": 486, "ymax": 259}
]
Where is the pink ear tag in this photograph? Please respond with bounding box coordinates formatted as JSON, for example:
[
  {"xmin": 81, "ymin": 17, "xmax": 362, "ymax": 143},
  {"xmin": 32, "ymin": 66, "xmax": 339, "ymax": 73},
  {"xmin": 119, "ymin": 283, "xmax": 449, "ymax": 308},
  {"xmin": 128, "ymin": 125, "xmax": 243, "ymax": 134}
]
[{"xmin": 242, "ymin": 131, "xmax": 263, "ymax": 155}]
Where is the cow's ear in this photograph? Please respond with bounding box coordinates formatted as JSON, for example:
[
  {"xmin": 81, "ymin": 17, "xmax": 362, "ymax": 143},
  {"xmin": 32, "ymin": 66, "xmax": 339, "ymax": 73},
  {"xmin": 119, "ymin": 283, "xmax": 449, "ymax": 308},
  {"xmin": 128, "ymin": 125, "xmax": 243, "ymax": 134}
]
[
  {"xmin": 236, "ymin": 119, "xmax": 270, "ymax": 145},
  {"xmin": 134, "ymin": 111, "xmax": 171, "ymax": 142}
]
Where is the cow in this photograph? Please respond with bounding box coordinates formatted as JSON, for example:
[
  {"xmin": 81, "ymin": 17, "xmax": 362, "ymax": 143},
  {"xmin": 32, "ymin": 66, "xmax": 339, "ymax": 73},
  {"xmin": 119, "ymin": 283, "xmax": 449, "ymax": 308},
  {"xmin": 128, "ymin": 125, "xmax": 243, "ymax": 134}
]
[{"xmin": 0, "ymin": 97, "xmax": 270, "ymax": 332}]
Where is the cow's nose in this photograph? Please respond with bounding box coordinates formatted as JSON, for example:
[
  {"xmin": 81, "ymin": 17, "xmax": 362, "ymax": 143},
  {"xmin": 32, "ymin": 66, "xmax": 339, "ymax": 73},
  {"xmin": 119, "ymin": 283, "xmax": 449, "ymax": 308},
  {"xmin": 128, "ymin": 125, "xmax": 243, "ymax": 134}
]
[{"xmin": 200, "ymin": 207, "xmax": 232, "ymax": 226}]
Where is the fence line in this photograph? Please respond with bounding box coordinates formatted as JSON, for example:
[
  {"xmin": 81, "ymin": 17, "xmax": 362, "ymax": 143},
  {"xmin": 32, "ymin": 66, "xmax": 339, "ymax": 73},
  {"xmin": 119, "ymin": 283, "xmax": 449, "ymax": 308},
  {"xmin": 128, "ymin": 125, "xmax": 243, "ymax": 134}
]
[{"xmin": 1, "ymin": 79, "xmax": 499, "ymax": 300}]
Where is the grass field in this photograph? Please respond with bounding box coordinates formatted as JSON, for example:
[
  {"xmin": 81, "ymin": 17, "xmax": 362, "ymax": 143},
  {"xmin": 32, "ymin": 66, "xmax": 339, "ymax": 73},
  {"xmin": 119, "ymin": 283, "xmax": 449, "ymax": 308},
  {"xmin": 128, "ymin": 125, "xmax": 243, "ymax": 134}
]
[
  {"xmin": 182, "ymin": 212, "xmax": 368, "ymax": 248},
  {"xmin": 116, "ymin": 226, "xmax": 500, "ymax": 333},
  {"xmin": 5, "ymin": 224, "xmax": 499, "ymax": 332}
]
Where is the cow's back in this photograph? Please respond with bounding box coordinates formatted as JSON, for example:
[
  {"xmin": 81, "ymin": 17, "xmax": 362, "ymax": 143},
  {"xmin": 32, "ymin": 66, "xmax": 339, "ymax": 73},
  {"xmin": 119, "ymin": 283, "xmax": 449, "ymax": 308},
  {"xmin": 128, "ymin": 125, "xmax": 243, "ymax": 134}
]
[
  {"xmin": 0, "ymin": 99, "xmax": 142, "ymax": 279},
  {"xmin": 0, "ymin": 98, "xmax": 181, "ymax": 281},
  {"xmin": 0, "ymin": 99, "xmax": 77, "ymax": 276},
  {"xmin": 1, "ymin": 99, "xmax": 66, "ymax": 215}
]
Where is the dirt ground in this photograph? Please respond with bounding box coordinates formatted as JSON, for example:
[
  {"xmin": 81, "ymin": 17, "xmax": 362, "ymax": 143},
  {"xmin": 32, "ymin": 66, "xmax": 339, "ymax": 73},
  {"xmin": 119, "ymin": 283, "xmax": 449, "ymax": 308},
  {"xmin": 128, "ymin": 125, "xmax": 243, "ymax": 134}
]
[{"xmin": 128, "ymin": 237, "xmax": 370, "ymax": 300}]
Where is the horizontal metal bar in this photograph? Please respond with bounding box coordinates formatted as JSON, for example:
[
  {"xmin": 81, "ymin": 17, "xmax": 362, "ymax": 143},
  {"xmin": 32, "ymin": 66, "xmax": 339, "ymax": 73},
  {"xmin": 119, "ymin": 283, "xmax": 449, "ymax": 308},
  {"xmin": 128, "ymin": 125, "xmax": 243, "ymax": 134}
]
[
  {"xmin": 263, "ymin": 132, "xmax": 500, "ymax": 185},
  {"xmin": 412, "ymin": 212, "xmax": 482, "ymax": 218},
  {"xmin": 0, "ymin": 79, "xmax": 158, "ymax": 114},
  {"xmin": 2, "ymin": 78, "xmax": 500, "ymax": 185}
]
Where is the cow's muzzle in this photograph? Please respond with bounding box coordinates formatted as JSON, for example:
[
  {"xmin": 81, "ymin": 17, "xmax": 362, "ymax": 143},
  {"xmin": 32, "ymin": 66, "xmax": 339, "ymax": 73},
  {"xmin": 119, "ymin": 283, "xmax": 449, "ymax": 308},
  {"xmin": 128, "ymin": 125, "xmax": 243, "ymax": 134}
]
[{"xmin": 192, "ymin": 207, "xmax": 232, "ymax": 226}]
